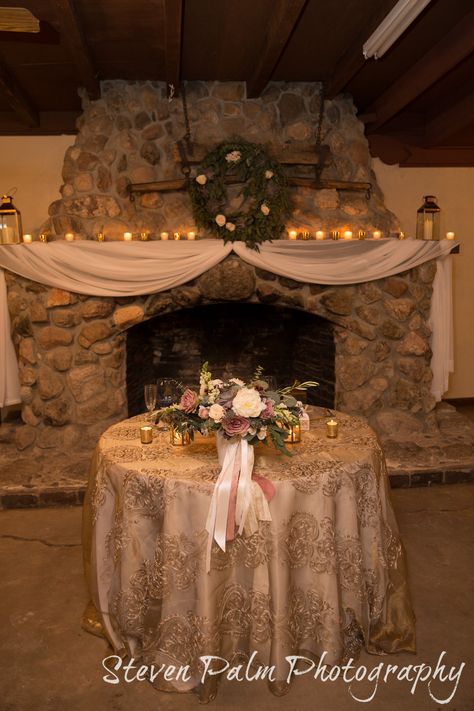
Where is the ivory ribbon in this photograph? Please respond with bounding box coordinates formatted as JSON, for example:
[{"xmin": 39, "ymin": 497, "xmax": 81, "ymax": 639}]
[{"xmin": 205, "ymin": 433, "xmax": 259, "ymax": 572}]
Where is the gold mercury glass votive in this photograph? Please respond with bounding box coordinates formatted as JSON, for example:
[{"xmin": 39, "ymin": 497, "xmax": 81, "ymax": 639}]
[
  {"xmin": 140, "ymin": 231, "xmax": 149, "ymax": 241},
  {"xmin": 330, "ymin": 230, "xmax": 340, "ymax": 240},
  {"xmin": 140, "ymin": 426, "xmax": 153, "ymax": 444},
  {"xmin": 96, "ymin": 232, "xmax": 105, "ymax": 242},
  {"xmin": 326, "ymin": 419, "xmax": 338, "ymax": 438},
  {"xmin": 39, "ymin": 233, "xmax": 48, "ymax": 242},
  {"xmin": 284, "ymin": 422, "xmax": 301, "ymax": 443},
  {"xmin": 170, "ymin": 427, "xmax": 191, "ymax": 446}
]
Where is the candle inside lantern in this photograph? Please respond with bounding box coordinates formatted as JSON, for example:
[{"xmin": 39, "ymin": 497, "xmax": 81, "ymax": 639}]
[
  {"xmin": 284, "ymin": 422, "xmax": 301, "ymax": 444},
  {"xmin": 343, "ymin": 230, "xmax": 353, "ymax": 240},
  {"xmin": 446, "ymin": 231, "xmax": 455, "ymax": 240},
  {"xmin": 288, "ymin": 230, "xmax": 297, "ymax": 240},
  {"xmin": 315, "ymin": 230, "xmax": 325, "ymax": 240},
  {"xmin": 123, "ymin": 232, "xmax": 133, "ymax": 241},
  {"xmin": 39, "ymin": 233, "xmax": 48, "ymax": 243},
  {"xmin": 170, "ymin": 427, "xmax": 191, "ymax": 446},
  {"xmin": 140, "ymin": 426, "xmax": 153, "ymax": 444},
  {"xmin": 173, "ymin": 232, "xmax": 181, "ymax": 241},
  {"xmin": 64, "ymin": 232, "xmax": 74, "ymax": 241},
  {"xmin": 326, "ymin": 419, "xmax": 338, "ymax": 438},
  {"xmin": 372, "ymin": 230, "xmax": 382, "ymax": 239},
  {"xmin": 187, "ymin": 231, "xmax": 196, "ymax": 240},
  {"xmin": 160, "ymin": 231, "xmax": 169, "ymax": 241},
  {"xmin": 23, "ymin": 234, "xmax": 32, "ymax": 243}
]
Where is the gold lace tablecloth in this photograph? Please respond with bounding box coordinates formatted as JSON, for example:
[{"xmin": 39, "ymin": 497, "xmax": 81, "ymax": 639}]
[{"xmin": 82, "ymin": 408, "xmax": 415, "ymax": 699}]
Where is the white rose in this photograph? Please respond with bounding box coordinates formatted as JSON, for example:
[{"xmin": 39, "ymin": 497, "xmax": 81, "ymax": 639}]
[
  {"xmin": 226, "ymin": 222, "xmax": 236, "ymax": 232},
  {"xmin": 229, "ymin": 377, "xmax": 245, "ymax": 386},
  {"xmin": 257, "ymin": 426, "xmax": 268, "ymax": 440},
  {"xmin": 261, "ymin": 204, "xmax": 270, "ymax": 216},
  {"xmin": 225, "ymin": 150, "xmax": 241, "ymax": 163},
  {"xmin": 196, "ymin": 174, "xmax": 207, "ymax": 185},
  {"xmin": 209, "ymin": 403, "xmax": 225, "ymax": 422},
  {"xmin": 265, "ymin": 170, "xmax": 273, "ymax": 179},
  {"xmin": 215, "ymin": 214, "xmax": 226, "ymax": 227},
  {"xmin": 232, "ymin": 387, "xmax": 266, "ymax": 418}
]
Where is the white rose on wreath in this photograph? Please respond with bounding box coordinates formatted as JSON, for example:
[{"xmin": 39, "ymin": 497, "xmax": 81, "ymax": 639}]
[
  {"xmin": 215, "ymin": 214, "xmax": 226, "ymax": 227},
  {"xmin": 261, "ymin": 203, "xmax": 270, "ymax": 215},
  {"xmin": 196, "ymin": 174, "xmax": 207, "ymax": 185},
  {"xmin": 225, "ymin": 150, "xmax": 241, "ymax": 163},
  {"xmin": 226, "ymin": 222, "xmax": 236, "ymax": 232},
  {"xmin": 265, "ymin": 170, "xmax": 274, "ymax": 179}
]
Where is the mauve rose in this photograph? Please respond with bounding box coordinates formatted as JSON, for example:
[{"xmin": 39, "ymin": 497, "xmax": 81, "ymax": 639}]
[
  {"xmin": 179, "ymin": 388, "xmax": 198, "ymax": 413},
  {"xmin": 222, "ymin": 415, "xmax": 250, "ymax": 437},
  {"xmin": 261, "ymin": 399, "xmax": 274, "ymax": 419},
  {"xmin": 198, "ymin": 405, "xmax": 209, "ymax": 419},
  {"xmin": 217, "ymin": 385, "xmax": 239, "ymax": 408}
]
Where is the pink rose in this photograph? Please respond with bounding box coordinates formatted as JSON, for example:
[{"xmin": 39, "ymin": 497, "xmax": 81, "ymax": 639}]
[
  {"xmin": 179, "ymin": 389, "xmax": 198, "ymax": 413},
  {"xmin": 261, "ymin": 399, "xmax": 274, "ymax": 419},
  {"xmin": 198, "ymin": 405, "xmax": 209, "ymax": 419},
  {"xmin": 222, "ymin": 415, "xmax": 250, "ymax": 437}
]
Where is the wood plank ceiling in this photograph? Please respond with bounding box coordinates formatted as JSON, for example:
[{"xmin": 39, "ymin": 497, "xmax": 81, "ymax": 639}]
[{"xmin": 0, "ymin": 0, "xmax": 473, "ymax": 165}]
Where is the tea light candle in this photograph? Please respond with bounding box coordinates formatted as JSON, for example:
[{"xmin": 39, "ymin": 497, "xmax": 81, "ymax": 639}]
[
  {"xmin": 170, "ymin": 427, "xmax": 191, "ymax": 446},
  {"xmin": 446, "ymin": 231, "xmax": 455, "ymax": 240},
  {"xmin": 123, "ymin": 232, "xmax": 133, "ymax": 241},
  {"xmin": 284, "ymin": 422, "xmax": 301, "ymax": 444},
  {"xmin": 343, "ymin": 230, "xmax": 353, "ymax": 240},
  {"xmin": 173, "ymin": 232, "xmax": 181, "ymax": 241},
  {"xmin": 288, "ymin": 230, "xmax": 297, "ymax": 240},
  {"xmin": 39, "ymin": 233, "xmax": 48, "ymax": 243},
  {"xmin": 187, "ymin": 231, "xmax": 196, "ymax": 240},
  {"xmin": 64, "ymin": 232, "xmax": 74, "ymax": 241},
  {"xmin": 96, "ymin": 232, "xmax": 105, "ymax": 242},
  {"xmin": 23, "ymin": 234, "xmax": 32, "ymax": 243},
  {"xmin": 315, "ymin": 230, "xmax": 325, "ymax": 240},
  {"xmin": 326, "ymin": 419, "xmax": 338, "ymax": 438},
  {"xmin": 160, "ymin": 231, "xmax": 169, "ymax": 240},
  {"xmin": 140, "ymin": 426, "xmax": 153, "ymax": 444},
  {"xmin": 372, "ymin": 230, "xmax": 382, "ymax": 239}
]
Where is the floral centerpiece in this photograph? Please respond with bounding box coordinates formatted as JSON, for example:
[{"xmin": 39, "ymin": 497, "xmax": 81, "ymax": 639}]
[
  {"xmin": 157, "ymin": 363, "xmax": 318, "ymax": 454},
  {"xmin": 156, "ymin": 364, "xmax": 317, "ymax": 570}
]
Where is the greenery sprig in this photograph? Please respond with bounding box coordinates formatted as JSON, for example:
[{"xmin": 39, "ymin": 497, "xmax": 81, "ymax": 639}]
[{"xmin": 188, "ymin": 138, "xmax": 293, "ymax": 250}]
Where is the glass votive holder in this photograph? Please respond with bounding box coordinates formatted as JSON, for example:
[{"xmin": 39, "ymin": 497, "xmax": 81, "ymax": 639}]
[
  {"xmin": 288, "ymin": 230, "xmax": 298, "ymax": 240},
  {"xmin": 284, "ymin": 422, "xmax": 301, "ymax": 444},
  {"xmin": 123, "ymin": 232, "xmax": 133, "ymax": 241},
  {"xmin": 187, "ymin": 231, "xmax": 196, "ymax": 240},
  {"xmin": 372, "ymin": 230, "xmax": 382, "ymax": 239},
  {"xmin": 140, "ymin": 426, "xmax": 153, "ymax": 444},
  {"xmin": 96, "ymin": 232, "xmax": 105, "ymax": 242},
  {"xmin": 446, "ymin": 232, "xmax": 455, "ymax": 240},
  {"xmin": 64, "ymin": 232, "xmax": 74, "ymax": 241},
  {"xmin": 160, "ymin": 231, "xmax": 169, "ymax": 240},
  {"xmin": 326, "ymin": 419, "xmax": 338, "ymax": 438},
  {"xmin": 23, "ymin": 234, "xmax": 33, "ymax": 243},
  {"xmin": 343, "ymin": 230, "xmax": 353, "ymax": 240},
  {"xmin": 170, "ymin": 427, "xmax": 191, "ymax": 446},
  {"xmin": 315, "ymin": 231, "xmax": 325, "ymax": 240}
]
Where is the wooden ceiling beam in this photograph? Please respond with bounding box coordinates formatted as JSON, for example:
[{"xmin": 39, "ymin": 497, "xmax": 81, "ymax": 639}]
[
  {"xmin": 246, "ymin": 0, "xmax": 308, "ymax": 98},
  {"xmin": 51, "ymin": 0, "xmax": 100, "ymax": 99},
  {"xmin": 368, "ymin": 134, "xmax": 474, "ymax": 167},
  {"xmin": 424, "ymin": 91, "xmax": 474, "ymax": 146},
  {"xmin": 367, "ymin": 9, "xmax": 474, "ymax": 133},
  {"xmin": 163, "ymin": 0, "xmax": 183, "ymax": 96},
  {"xmin": 0, "ymin": 54, "xmax": 38, "ymax": 126}
]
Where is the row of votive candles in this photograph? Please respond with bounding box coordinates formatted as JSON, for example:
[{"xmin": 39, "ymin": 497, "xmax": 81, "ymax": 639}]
[
  {"xmin": 286, "ymin": 229, "xmax": 457, "ymax": 240},
  {"xmin": 22, "ymin": 231, "xmax": 198, "ymax": 242}
]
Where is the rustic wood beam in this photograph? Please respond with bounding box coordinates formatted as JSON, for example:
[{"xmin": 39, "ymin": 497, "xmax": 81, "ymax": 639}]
[
  {"xmin": 424, "ymin": 91, "xmax": 474, "ymax": 146},
  {"xmin": 163, "ymin": 0, "xmax": 183, "ymax": 96},
  {"xmin": 326, "ymin": 0, "xmax": 397, "ymax": 99},
  {"xmin": 367, "ymin": 9, "xmax": 474, "ymax": 132},
  {"xmin": 51, "ymin": 0, "xmax": 100, "ymax": 99},
  {"xmin": 368, "ymin": 134, "xmax": 474, "ymax": 167},
  {"xmin": 246, "ymin": 0, "xmax": 308, "ymax": 98},
  {"xmin": 0, "ymin": 54, "xmax": 38, "ymax": 126}
]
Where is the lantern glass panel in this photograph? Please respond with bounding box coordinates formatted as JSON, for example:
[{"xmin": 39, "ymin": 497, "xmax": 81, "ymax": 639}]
[
  {"xmin": 0, "ymin": 196, "xmax": 22, "ymax": 244},
  {"xmin": 416, "ymin": 195, "xmax": 441, "ymax": 241}
]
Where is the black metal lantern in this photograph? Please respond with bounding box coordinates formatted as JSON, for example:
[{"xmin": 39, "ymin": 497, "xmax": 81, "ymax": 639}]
[
  {"xmin": 0, "ymin": 194, "xmax": 23, "ymax": 243},
  {"xmin": 416, "ymin": 195, "xmax": 441, "ymax": 241}
]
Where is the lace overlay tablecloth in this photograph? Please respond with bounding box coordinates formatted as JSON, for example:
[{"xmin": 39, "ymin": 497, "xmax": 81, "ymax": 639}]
[{"xmin": 82, "ymin": 408, "xmax": 415, "ymax": 698}]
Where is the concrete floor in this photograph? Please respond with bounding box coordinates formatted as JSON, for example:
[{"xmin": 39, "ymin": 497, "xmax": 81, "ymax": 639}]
[{"xmin": 0, "ymin": 485, "xmax": 473, "ymax": 711}]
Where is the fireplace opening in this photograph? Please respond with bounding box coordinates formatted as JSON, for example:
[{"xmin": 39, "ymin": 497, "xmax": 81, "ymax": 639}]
[{"xmin": 126, "ymin": 303, "xmax": 335, "ymax": 416}]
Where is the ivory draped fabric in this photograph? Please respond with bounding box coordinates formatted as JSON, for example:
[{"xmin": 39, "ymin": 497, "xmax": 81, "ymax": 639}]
[
  {"xmin": 0, "ymin": 239, "xmax": 455, "ymax": 407},
  {"xmin": 82, "ymin": 409, "xmax": 416, "ymax": 700}
]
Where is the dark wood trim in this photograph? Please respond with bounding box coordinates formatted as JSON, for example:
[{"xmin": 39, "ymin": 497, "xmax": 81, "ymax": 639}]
[
  {"xmin": 368, "ymin": 134, "xmax": 474, "ymax": 167},
  {"xmin": 246, "ymin": 0, "xmax": 307, "ymax": 98},
  {"xmin": 0, "ymin": 110, "xmax": 79, "ymax": 134},
  {"xmin": 443, "ymin": 398, "xmax": 474, "ymax": 407},
  {"xmin": 367, "ymin": 9, "xmax": 474, "ymax": 132},
  {"xmin": 163, "ymin": 0, "xmax": 183, "ymax": 95},
  {"xmin": 51, "ymin": 0, "xmax": 100, "ymax": 99},
  {"xmin": 424, "ymin": 91, "xmax": 474, "ymax": 146},
  {"xmin": 0, "ymin": 55, "xmax": 38, "ymax": 126}
]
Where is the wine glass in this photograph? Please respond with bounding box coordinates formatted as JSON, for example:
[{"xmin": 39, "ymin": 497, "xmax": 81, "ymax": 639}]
[
  {"xmin": 144, "ymin": 383, "xmax": 157, "ymax": 421},
  {"xmin": 156, "ymin": 378, "xmax": 179, "ymax": 431}
]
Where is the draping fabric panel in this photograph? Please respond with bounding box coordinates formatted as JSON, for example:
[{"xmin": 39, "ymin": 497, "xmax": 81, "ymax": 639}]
[
  {"xmin": 0, "ymin": 270, "xmax": 21, "ymax": 407},
  {"xmin": 429, "ymin": 256, "xmax": 454, "ymax": 401},
  {"xmin": 0, "ymin": 239, "xmax": 456, "ymax": 408},
  {"xmin": 83, "ymin": 410, "xmax": 416, "ymax": 699}
]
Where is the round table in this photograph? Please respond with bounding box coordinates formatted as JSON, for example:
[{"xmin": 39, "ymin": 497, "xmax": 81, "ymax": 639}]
[{"xmin": 82, "ymin": 407, "xmax": 415, "ymax": 700}]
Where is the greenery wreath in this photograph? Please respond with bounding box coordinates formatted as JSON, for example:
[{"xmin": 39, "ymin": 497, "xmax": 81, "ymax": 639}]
[{"xmin": 188, "ymin": 138, "xmax": 293, "ymax": 250}]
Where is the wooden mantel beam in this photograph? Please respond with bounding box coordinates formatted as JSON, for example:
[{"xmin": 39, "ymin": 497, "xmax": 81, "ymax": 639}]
[
  {"xmin": 51, "ymin": 0, "xmax": 100, "ymax": 99},
  {"xmin": 367, "ymin": 9, "xmax": 474, "ymax": 133},
  {"xmin": 424, "ymin": 91, "xmax": 474, "ymax": 146},
  {"xmin": 246, "ymin": 0, "xmax": 307, "ymax": 98},
  {"xmin": 0, "ymin": 54, "xmax": 38, "ymax": 126},
  {"xmin": 163, "ymin": 0, "xmax": 183, "ymax": 96}
]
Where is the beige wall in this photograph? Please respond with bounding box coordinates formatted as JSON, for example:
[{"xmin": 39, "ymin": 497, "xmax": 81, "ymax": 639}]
[
  {"xmin": 372, "ymin": 159, "xmax": 474, "ymax": 398},
  {"xmin": 0, "ymin": 136, "xmax": 72, "ymax": 234},
  {"xmin": 1, "ymin": 137, "xmax": 472, "ymax": 397}
]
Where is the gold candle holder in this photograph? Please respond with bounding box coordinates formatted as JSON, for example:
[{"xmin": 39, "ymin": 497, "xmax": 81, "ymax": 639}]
[
  {"xmin": 357, "ymin": 230, "xmax": 366, "ymax": 240},
  {"xmin": 300, "ymin": 231, "xmax": 311, "ymax": 240},
  {"xmin": 326, "ymin": 419, "xmax": 338, "ymax": 438},
  {"xmin": 140, "ymin": 426, "xmax": 153, "ymax": 444},
  {"xmin": 284, "ymin": 422, "xmax": 301, "ymax": 443},
  {"xmin": 96, "ymin": 232, "xmax": 105, "ymax": 242},
  {"xmin": 173, "ymin": 232, "xmax": 181, "ymax": 241},
  {"xmin": 39, "ymin": 233, "xmax": 48, "ymax": 243},
  {"xmin": 170, "ymin": 427, "xmax": 191, "ymax": 446},
  {"xmin": 330, "ymin": 230, "xmax": 340, "ymax": 240},
  {"xmin": 140, "ymin": 231, "xmax": 149, "ymax": 241},
  {"xmin": 398, "ymin": 231, "xmax": 406, "ymax": 240}
]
